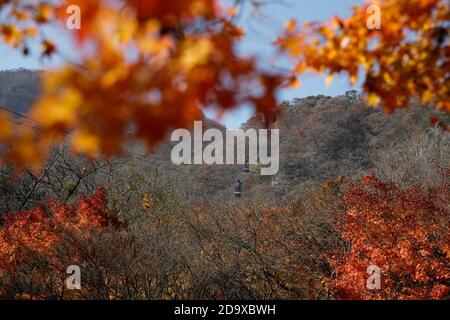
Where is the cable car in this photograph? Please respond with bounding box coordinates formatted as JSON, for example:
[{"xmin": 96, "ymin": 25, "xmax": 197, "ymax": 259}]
[
  {"xmin": 244, "ymin": 160, "xmax": 250, "ymax": 173},
  {"xmin": 234, "ymin": 179, "xmax": 242, "ymax": 197}
]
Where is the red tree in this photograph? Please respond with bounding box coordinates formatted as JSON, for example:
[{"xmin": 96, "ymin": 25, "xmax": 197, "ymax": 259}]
[
  {"xmin": 0, "ymin": 189, "xmax": 124, "ymax": 299},
  {"xmin": 330, "ymin": 175, "xmax": 449, "ymax": 299}
]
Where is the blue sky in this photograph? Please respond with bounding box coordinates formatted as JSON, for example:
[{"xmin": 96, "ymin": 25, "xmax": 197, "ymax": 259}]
[{"xmin": 0, "ymin": 0, "xmax": 364, "ymax": 128}]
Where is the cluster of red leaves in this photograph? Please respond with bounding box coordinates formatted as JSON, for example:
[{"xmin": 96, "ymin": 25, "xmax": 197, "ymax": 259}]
[
  {"xmin": 330, "ymin": 175, "xmax": 449, "ymax": 299},
  {"xmin": 0, "ymin": 188, "xmax": 124, "ymax": 271}
]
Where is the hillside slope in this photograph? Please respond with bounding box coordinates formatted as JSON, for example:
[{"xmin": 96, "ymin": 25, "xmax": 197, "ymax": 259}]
[
  {"xmin": 0, "ymin": 70, "xmax": 448, "ymax": 205},
  {"xmin": 0, "ymin": 69, "xmax": 41, "ymax": 114}
]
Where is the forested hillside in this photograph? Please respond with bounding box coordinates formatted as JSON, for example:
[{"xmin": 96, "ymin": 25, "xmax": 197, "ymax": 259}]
[
  {"xmin": 0, "ymin": 69, "xmax": 448, "ymax": 300},
  {"xmin": 1, "ymin": 69, "xmax": 448, "ymax": 203}
]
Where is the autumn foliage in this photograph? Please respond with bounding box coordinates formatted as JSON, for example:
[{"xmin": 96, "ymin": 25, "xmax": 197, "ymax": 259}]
[
  {"xmin": 0, "ymin": 174, "xmax": 448, "ymax": 300},
  {"xmin": 0, "ymin": 0, "xmax": 448, "ymax": 301},
  {"xmin": 278, "ymin": 0, "xmax": 450, "ymax": 113},
  {"xmin": 329, "ymin": 175, "xmax": 449, "ymax": 300},
  {"xmin": 0, "ymin": 0, "xmax": 280, "ymax": 166},
  {"xmin": 0, "ymin": 188, "xmax": 123, "ymax": 299}
]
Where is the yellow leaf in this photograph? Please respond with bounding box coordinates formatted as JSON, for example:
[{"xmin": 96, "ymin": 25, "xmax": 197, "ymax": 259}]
[
  {"xmin": 22, "ymin": 27, "xmax": 39, "ymax": 37},
  {"xmin": 0, "ymin": 111, "xmax": 12, "ymax": 141},
  {"xmin": 421, "ymin": 90, "xmax": 434, "ymax": 104},
  {"xmin": 34, "ymin": 4, "xmax": 54, "ymax": 23},
  {"xmin": 382, "ymin": 72, "xmax": 393, "ymax": 85},
  {"xmin": 116, "ymin": 15, "xmax": 137, "ymax": 44},
  {"xmin": 1, "ymin": 24, "xmax": 21, "ymax": 46},
  {"xmin": 325, "ymin": 74, "xmax": 334, "ymax": 86},
  {"xmin": 33, "ymin": 88, "xmax": 81, "ymax": 127},
  {"xmin": 11, "ymin": 8, "xmax": 30, "ymax": 21},
  {"xmin": 326, "ymin": 49, "xmax": 337, "ymax": 60},
  {"xmin": 367, "ymin": 93, "xmax": 380, "ymax": 106},
  {"xmin": 227, "ymin": 6, "xmax": 238, "ymax": 17},
  {"xmin": 284, "ymin": 19, "xmax": 297, "ymax": 33},
  {"xmin": 293, "ymin": 62, "xmax": 307, "ymax": 74},
  {"xmin": 101, "ymin": 66, "xmax": 129, "ymax": 88},
  {"xmin": 180, "ymin": 38, "xmax": 213, "ymax": 71},
  {"xmin": 73, "ymin": 131, "xmax": 100, "ymax": 156},
  {"xmin": 284, "ymin": 77, "xmax": 301, "ymax": 89}
]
